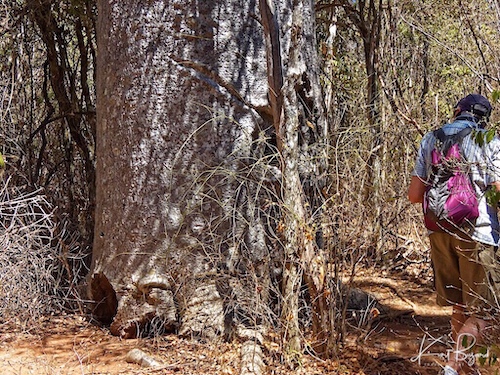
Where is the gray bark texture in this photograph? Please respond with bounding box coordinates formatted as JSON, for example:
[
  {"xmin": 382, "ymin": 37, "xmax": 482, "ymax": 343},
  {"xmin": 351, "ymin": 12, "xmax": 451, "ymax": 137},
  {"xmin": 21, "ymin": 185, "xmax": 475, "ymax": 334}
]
[
  {"xmin": 260, "ymin": 0, "xmax": 329, "ymax": 357},
  {"xmin": 90, "ymin": 0, "xmax": 274, "ymax": 339},
  {"xmin": 89, "ymin": 0, "xmax": 327, "ymax": 357}
]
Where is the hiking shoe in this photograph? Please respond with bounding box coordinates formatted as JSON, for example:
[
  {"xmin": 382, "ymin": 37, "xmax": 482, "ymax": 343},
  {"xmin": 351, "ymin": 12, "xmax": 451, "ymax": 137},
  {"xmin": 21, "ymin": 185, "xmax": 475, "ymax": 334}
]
[{"xmin": 443, "ymin": 365, "xmax": 459, "ymax": 375}]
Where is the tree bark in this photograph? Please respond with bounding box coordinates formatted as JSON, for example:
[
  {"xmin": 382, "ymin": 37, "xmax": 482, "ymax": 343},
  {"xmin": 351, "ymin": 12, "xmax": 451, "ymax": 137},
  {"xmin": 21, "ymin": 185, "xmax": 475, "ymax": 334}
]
[
  {"xmin": 261, "ymin": 0, "xmax": 331, "ymax": 359},
  {"xmin": 90, "ymin": 0, "xmax": 273, "ymax": 339},
  {"xmin": 90, "ymin": 1, "xmax": 329, "ymax": 360}
]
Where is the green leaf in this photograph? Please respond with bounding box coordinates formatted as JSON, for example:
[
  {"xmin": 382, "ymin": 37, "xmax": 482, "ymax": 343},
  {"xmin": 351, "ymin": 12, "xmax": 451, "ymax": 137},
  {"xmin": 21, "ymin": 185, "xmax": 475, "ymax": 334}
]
[
  {"xmin": 0, "ymin": 153, "xmax": 4, "ymax": 169},
  {"xmin": 486, "ymin": 129, "xmax": 496, "ymax": 143},
  {"xmin": 475, "ymin": 131, "xmax": 485, "ymax": 147},
  {"xmin": 485, "ymin": 186, "xmax": 500, "ymax": 207},
  {"xmin": 479, "ymin": 355, "xmax": 486, "ymax": 366},
  {"xmin": 462, "ymin": 335, "xmax": 469, "ymax": 348},
  {"xmin": 492, "ymin": 90, "xmax": 500, "ymax": 103}
]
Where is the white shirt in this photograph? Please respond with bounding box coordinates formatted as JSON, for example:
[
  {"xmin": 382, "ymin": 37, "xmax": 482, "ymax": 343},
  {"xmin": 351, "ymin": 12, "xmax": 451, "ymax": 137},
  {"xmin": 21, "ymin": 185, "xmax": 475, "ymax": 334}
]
[{"xmin": 413, "ymin": 117, "xmax": 500, "ymax": 245}]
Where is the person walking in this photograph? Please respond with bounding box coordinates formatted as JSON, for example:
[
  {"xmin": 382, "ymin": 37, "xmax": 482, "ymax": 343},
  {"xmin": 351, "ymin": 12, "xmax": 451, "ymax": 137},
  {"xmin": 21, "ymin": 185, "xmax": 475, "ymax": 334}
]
[{"xmin": 408, "ymin": 94, "xmax": 500, "ymax": 375}]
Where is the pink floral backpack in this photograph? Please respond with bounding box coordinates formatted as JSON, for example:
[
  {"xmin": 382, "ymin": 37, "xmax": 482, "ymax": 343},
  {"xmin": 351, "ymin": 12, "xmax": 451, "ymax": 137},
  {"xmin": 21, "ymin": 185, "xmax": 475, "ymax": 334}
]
[{"xmin": 423, "ymin": 127, "xmax": 479, "ymax": 233}]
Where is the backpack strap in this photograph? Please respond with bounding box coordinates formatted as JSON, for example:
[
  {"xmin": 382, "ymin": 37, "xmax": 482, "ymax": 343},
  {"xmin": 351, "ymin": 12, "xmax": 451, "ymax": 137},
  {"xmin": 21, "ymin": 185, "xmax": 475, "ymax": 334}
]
[
  {"xmin": 433, "ymin": 126, "xmax": 472, "ymax": 156},
  {"xmin": 433, "ymin": 126, "xmax": 472, "ymax": 142}
]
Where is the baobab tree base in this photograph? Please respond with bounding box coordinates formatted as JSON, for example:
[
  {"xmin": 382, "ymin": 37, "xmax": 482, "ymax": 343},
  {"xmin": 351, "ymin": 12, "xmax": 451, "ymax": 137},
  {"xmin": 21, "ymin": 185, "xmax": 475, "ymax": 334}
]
[{"xmin": 88, "ymin": 272, "xmax": 178, "ymax": 338}]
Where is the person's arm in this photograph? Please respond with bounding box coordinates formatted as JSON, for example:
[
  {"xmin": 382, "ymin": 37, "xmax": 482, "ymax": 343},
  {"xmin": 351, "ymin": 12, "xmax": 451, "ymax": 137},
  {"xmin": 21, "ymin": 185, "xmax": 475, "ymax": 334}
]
[
  {"xmin": 409, "ymin": 132, "xmax": 432, "ymax": 204},
  {"xmin": 408, "ymin": 175, "xmax": 427, "ymax": 204}
]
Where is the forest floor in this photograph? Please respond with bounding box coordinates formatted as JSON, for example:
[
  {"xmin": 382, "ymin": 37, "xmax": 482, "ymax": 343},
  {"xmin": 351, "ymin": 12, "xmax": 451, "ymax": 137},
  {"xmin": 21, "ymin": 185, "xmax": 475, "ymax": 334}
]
[{"xmin": 0, "ymin": 266, "xmax": 499, "ymax": 375}]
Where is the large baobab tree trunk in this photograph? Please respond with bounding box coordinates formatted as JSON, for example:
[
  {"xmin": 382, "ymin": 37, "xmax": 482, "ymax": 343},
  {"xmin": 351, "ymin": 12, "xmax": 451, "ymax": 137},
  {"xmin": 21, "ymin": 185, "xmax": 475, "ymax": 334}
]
[
  {"xmin": 89, "ymin": 0, "xmax": 272, "ymax": 339},
  {"xmin": 89, "ymin": 0, "xmax": 330, "ymax": 357}
]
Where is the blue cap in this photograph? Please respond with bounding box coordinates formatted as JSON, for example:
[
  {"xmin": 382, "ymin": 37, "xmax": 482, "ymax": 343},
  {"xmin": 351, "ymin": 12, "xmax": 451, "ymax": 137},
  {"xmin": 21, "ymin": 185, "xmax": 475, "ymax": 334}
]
[{"xmin": 456, "ymin": 94, "xmax": 492, "ymax": 119}]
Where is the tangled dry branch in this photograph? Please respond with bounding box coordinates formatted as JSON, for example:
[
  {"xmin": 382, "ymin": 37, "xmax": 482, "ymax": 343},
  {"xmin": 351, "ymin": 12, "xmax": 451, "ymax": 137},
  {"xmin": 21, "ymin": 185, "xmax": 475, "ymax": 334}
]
[{"xmin": 0, "ymin": 177, "xmax": 81, "ymax": 329}]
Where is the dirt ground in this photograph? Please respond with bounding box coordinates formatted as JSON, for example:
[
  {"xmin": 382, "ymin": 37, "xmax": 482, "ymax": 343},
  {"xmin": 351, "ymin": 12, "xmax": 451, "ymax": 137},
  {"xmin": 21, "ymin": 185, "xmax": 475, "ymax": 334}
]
[{"xmin": 0, "ymin": 268, "xmax": 498, "ymax": 375}]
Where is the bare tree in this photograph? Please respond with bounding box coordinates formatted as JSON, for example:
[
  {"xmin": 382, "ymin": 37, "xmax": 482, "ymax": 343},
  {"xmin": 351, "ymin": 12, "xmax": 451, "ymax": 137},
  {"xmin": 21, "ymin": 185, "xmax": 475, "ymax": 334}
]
[
  {"xmin": 28, "ymin": 0, "xmax": 97, "ymax": 245},
  {"xmin": 260, "ymin": 0, "xmax": 332, "ymax": 357},
  {"xmin": 317, "ymin": 0, "xmax": 385, "ymax": 254}
]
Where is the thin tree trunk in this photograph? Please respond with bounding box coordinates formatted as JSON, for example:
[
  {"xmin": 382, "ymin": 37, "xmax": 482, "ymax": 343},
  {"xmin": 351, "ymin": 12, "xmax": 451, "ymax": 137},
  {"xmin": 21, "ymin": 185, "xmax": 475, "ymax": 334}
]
[{"xmin": 261, "ymin": 0, "xmax": 332, "ymax": 359}]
